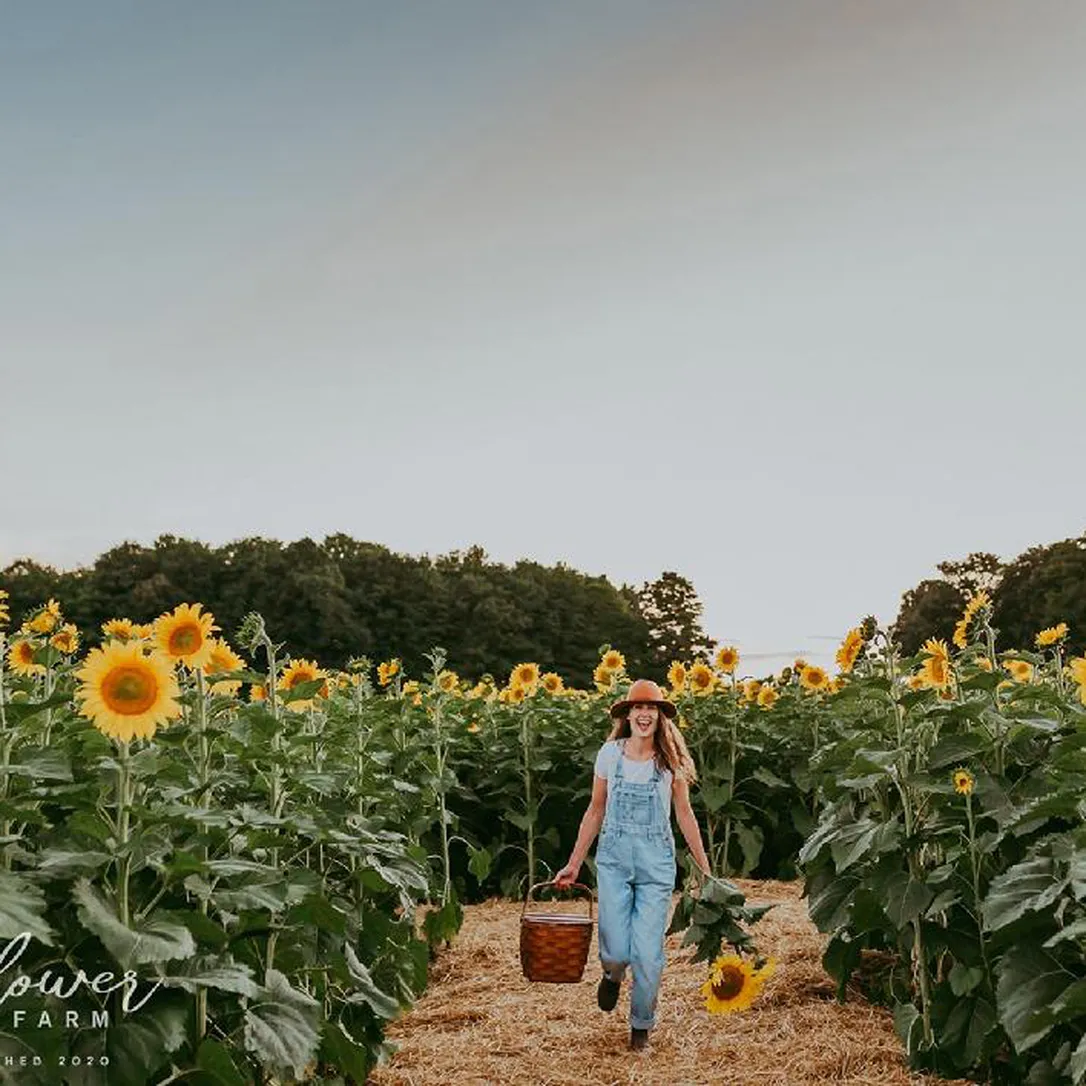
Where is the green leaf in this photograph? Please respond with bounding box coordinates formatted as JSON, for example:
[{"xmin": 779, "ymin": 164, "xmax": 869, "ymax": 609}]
[
  {"xmin": 893, "ymin": 1001, "xmax": 924, "ymax": 1057},
  {"xmin": 160, "ymin": 954, "xmax": 260, "ymax": 997},
  {"xmin": 0, "ymin": 872, "xmax": 55, "ymax": 945},
  {"xmin": 1070, "ymin": 1031, "xmax": 1086, "ymax": 1084},
  {"xmin": 193, "ymin": 1038, "xmax": 248, "ymax": 1086},
  {"xmin": 830, "ymin": 820, "xmax": 880, "ymax": 873},
  {"xmin": 996, "ymin": 946, "xmax": 1070, "ymax": 1051},
  {"xmin": 927, "ymin": 732, "xmax": 990, "ymax": 769},
  {"xmin": 344, "ymin": 943, "xmax": 403, "ymax": 1019},
  {"xmin": 949, "ymin": 962, "xmax": 985, "ymax": 996},
  {"xmin": 983, "ymin": 855, "xmax": 1067, "ymax": 931},
  {"xmin": 467, "ymin": 846, "xmax": 492, "ymax": 883},
  {"xmin": 942, "ymin": 994, "xmax": 996, "ymax": 1067},
  {"xmin": 243, "ymin": 968, "xmax": 321, "ymax": 1079},
  {"xmin": 102, "ymin": 997, "xmax": 189, "ymax": 1085},
  {"xmin": 10, "ymin": 748, "xmax": 72, "ymax": 781},
  {"xmin": 1044, "ymin": 917, "xmax": 1086, "ymax": 948},
  {"xmin": 72, "ymin": 879, "xmax": 196, "ymax": 967}
]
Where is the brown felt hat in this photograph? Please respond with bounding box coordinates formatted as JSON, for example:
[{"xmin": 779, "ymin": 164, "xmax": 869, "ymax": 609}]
[{"xmin": 609, "ymin": 678, "xmax": 677, "ymax": 719}]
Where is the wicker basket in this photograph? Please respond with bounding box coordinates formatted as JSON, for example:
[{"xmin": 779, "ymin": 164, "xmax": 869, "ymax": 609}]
[{"xmin": 520, "ymin": 880, "xmax": 595, "ymax": 983}]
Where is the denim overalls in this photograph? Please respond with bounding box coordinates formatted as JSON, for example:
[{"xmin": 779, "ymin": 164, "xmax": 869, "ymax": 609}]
[{"xmin": 595, "ymin": 740, "xmax": 676, "ymax": 1031}]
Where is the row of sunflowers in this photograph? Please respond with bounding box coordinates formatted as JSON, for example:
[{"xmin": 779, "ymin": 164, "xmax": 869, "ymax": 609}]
[{"xmin": 1, "ymin": 584, "xmax": 1085, "ymax": 1082}]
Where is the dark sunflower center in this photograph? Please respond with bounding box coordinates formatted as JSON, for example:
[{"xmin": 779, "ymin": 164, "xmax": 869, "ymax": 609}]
[
  {"xmin": 711, "ymin": 966, "xmax": 746, "ymax": 1001},
  {"xmin": 168, "ymin": 624, "xmax": 201, "ymax": 655},
  {"xmin": 102, "ymin": 666, "xmax": 157, "ymax": 715}
]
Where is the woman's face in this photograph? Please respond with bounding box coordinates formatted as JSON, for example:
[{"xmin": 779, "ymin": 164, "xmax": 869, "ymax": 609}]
[{"xmin": 627, "ymin": 701, "xmax": 659, "ymax": 740}]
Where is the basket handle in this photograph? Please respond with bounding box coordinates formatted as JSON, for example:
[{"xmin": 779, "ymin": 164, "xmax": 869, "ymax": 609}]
[{"xmin": 522, "ymin": 880, "xmax": 594, "ymax": 920}]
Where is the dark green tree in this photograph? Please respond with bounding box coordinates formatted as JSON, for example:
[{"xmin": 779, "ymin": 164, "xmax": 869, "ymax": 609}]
[{"xmin": 634, "ymin": 571, "xmax": 715, "ymax": 676}]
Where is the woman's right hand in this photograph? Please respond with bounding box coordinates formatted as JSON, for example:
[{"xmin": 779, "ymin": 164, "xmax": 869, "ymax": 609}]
[{"xmin": 553, "ymin": 862, "xmax": 579, "ymax": 889}]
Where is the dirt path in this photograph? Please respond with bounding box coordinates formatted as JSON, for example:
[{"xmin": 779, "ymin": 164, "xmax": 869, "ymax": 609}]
[{"xmin": 368, "ymin": 880, "xmax": 967, "ymax": 1086}]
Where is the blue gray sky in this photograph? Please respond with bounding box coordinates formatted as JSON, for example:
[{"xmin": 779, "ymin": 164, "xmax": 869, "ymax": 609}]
[{"xmin": 3, "ymin": 2, "xmax": 1085, "ymax": 670}]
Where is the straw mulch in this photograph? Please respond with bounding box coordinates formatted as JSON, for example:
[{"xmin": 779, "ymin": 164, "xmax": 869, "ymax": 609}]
[{"xmin": 367, "ymin": 879, "xmax": 971, "ymax": 1086}]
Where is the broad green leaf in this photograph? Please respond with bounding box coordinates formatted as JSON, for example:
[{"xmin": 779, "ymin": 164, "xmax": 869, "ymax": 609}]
[
  {"xmin": 72, "ymin": 880, "xmax": 196, "ymax": 966},
  {"xmin": 942, "ymin": 994, "xmax": 996, "ymax": 1067},
  {"xmin": 193, "ymin": 1038, "xmax": 248, "ymax": 1086},
  {"xmin": 160, "ymin": 954, "xmax": 260, "ymax": 997},
  {"xmin": 1070, "ymin": 1031, "xmax": 1086, "ymax": 1084},
  {"xmin": 344, "ymin": 943, "xmax": 403, "ymax": 1019},
  {"xmin": 949, "ymin": 962, "xmax": 985, "ymax": 996},
  {"xmin": 996, "ymin": 946, "xmax": 1069, "ymax": 1051},
  {"xmin": 243, "ymin": 968, "xmax": 321, "ymax": 1078},
  {"xmin": 983, "ymin": 855, "xmax": 1067, "ymax": 931},
  {"xmin": 0, "ymin": 872, "xmax": 55, "ymax": 945}
]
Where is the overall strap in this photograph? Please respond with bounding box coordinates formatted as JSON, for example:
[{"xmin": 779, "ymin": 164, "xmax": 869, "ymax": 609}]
[{"xmin": 613, "ymin": 740, "xmax": 626, "ymax": 782}]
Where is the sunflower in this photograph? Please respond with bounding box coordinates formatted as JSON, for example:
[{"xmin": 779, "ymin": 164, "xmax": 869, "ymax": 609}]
[
  {"xmin": 700, "ymin": 954, "xmax": 775, "ymax": 1015},
  {"xmin": 757, "ymin": 686, "xmax": 779, "ymax": 710},
  {"xmin": 278, "ymin": 658, "xmax": 327, "ymax": 712},
  {"xmin": 593, "ymin": 663, "xmax": 617, "ymax": 691},
  {"xmin": 953, "ymin": 590, "xmax": 991, "ymax": 648},
  {"xmin": 1068, "ymin": 656, "xmax": 1086, "ymax": 704},
  {"xmin": 101, "ymin": 618, "xmax": 136, "ymax": 642},
  {"xmin": 437, "ymin": 670, "xmax": 459, "ymax": 693},
  {"xmin": 907, "ymin": 673, "xmax": 926, "ymax": 691},
  {"xmin": 7, "ymin": 638, "xmax": 45, "ymax": 676},
  {"xmin": 952, "ymin": 768, "xmax": 975, "ymax": 796},
  {"xmin": 714, "ymin": 646, "xmax": 739, "ymax": 674},
  {"xmin": 689, "ymin": 662, "xmax": 716, "ymax": 695},
  {"xmin": 377, "ymin": 659, "xmax": 400, "ymax": 687},
  {"xmin": 510, "ymin": 662, "xmax": 541, "ymax": 691},
  {"xmin": 541, "ymin": 672, "xmax": 564, "ymax": 695},
  {"xmin": 974, "ymin": 657, "xmax": 993, "ymax": 672},
  {"xmin": 500, "ymin": 685, "xmax": 526, "ymax": 705},
  {"xmin": 132, "ymin": 623, "xmax": 154, "ymax": 640},
  {"xmin": 667, "ymin": 661, "xmax": 688, "ymax": 692},
  {"xmin": 26, "ymin": 602, "xmax": 61, "ymax": 635},
  {"xmin": 154, "ymin": 603, "xmax": 217, "ymax": 670},
  {"xmin": 1003, "ymin": 659, "xmax": 1033, "ymax": 684},
  {"xmin": 740, "ymin": 679, "xmax": 762, "ymax": 703},
  {"xmin": 922, "ymin": 638, "xmax": 950, "ymax": 662},
  {"xmin": 0, "ymin": 590, "xmax": 9, "ymax": 628},
  {"xmin": 799, "ymin": 665, "xmax": 829, "ymax": 693},
  {"xmin": 75, "ymin": 642, "xmax": 182, "ymax": 742},
  {"xmin": 793, "ymin": 658, "xmax": 807, "ymax": 671},
  {"xmin": 835, "ymin": 628, "xmax": 864, "ymax": 674},
  {"xmin": 918, "ymin": 654, "xmax": 952, "ymax": 691},
  {"xmin": 49, "ymin": 624, "xmax": 80, "ymax": 655},
  {"xmin": 205, "ymin": 639, "xmax": 244, "ymax": 695},
  {"xmin": 1036, "ymin": 623, "xmax": 1069, "ymax": 648},
  {"xmin": 600, "ymin": 650, "xmax": 625, "ymax": 673},
  {"xmin": 402, "ymin": 680, "xmax": 420, "ymax": 696}
]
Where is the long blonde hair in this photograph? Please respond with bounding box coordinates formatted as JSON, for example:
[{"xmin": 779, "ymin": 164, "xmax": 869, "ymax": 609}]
[{"xmin": 606, "ymin": 709, "xmax": 698, "ymax": 784}]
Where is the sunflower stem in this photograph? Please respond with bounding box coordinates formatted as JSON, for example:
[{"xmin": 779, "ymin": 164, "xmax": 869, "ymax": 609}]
[{"xmin": 117, "ymin": 740, "xmax": 132, "ymax": 929}]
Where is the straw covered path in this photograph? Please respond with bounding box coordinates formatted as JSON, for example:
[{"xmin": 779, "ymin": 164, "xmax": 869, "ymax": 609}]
[{"xmin": 368, "ymin": 879, "xmax": 969, "ymax": 1086}]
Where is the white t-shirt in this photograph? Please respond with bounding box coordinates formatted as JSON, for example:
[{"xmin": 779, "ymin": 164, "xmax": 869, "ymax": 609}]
[{"xmin": 594, "ymin": 739, "xmax": 673, "ymax": 818}]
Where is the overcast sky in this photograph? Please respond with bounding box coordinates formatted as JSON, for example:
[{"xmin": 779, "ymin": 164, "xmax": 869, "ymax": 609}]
[{"xmin": 3, "ymin": 1, "xmax": 1085, "ymax": 670}]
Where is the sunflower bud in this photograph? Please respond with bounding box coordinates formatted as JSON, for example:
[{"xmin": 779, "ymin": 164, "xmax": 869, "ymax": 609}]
[{"xmin": 860, "ymin": 616, "xmax": 877, "ymax": 642}]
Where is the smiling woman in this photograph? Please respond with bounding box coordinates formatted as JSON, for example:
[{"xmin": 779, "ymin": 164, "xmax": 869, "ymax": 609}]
[{"xmin": 553, "ymin": 677, "xmax": 711, "ymax": 1052}]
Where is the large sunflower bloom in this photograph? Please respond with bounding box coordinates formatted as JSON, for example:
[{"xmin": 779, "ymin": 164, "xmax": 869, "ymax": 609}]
[
  {"xmin": 1036, "ymin": 623, "xmax": 1069, "ymax": 648},
  {"xmin": 922, "ymin": 638, "xmax": 950, "ymax": 662},
  {"xmin": 206, "ymin": 639, "xmax": 244, "ymax": 695},
  {"xmin": 689, "ymin": 662, "xmax": 716, "ymax": 695},
  {"xmin": 918, "ymin": 654, "xmax": 952, "ymax": 691},
  {"xmin": 511, "ymin": 662, "xmax": 541, "ymax": 691},
  {"xmin": 799, "ymin": 665, "xmax": 829, "ymax": 693},
  {"xmin": 8, "ymin": 638, "xmax": 45, "ymax": 676},
  {"xmin": 278, "ymin": 658, "xmax": 327, "ymax": 712},
  {"xmin": 49, "ymin": 624, "xmax": 80, "ymax": 655},
  {"xmin": 1068, "ymin": 656, "xmax": 1086, "ymax": 704},
  {"xmin": 1003, "ymin": 659, "xmax": 1033, "ymax": 684},
  {"xmin": 26, "ymin": 601, "xmax": 61, "ymax": 635},
  {"xmin": 700, "ymin": 954, "xmax": 775, "ymax": 1015},
  {"xmin": 377, "ymin": 659, "xmax": 400, "ymax": 687},
  {"xmin": 154, "ymin": 603, "xmax": 217, "ymax": 670},
  {"xmin": 75, "ymin": 642, "xmax": 182, "ymax": 742},
  {"xmin": 600, "ymin": 650, "xmax": 625, "ymax": 673},
  {"xmin": 101, "ymin": 618, "xmax": 136, "ymax": 642},
  {"xmin": 541, "ymin": 672, "xmax": 564, "ymax": 695},
  {"xmin": 667, "ymin": 661, "xmax": 688, "ymax": 692},
  {"xmin": 437, "ymin": 669, "xmax": 459, "ymax": 693},
  {"xmin": 757, "ymin": 685, "xmax": 779, "ymax": 710},
  {"xmin": 835, "ymin": 629, "xmax": 864, "ymax": 674},
  {"xmin": 714, "ymin": 646, "xmax": 739, "ymax": 675},
  {"xmin": 593, "ymin": 662, "xmax": 617, "ymax": 691}
]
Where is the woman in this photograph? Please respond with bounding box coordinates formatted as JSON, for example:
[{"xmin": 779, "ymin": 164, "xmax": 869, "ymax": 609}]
[{"xmin": 554, "ymin": 677, "xmax": 711, "ymax": 1051}]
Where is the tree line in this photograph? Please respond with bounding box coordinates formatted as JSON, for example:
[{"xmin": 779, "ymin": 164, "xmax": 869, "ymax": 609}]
[
  {"xmin": 892, "ymin": 530, "xmax": 1086, "ymax": 657},
  {"xmin": 0, "ymin": 535, "xmax": 715, "ymax": 688}
]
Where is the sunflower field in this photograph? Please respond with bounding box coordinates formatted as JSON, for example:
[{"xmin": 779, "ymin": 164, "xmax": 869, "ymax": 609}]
[{"xmin": 0, "ymin": 586, "xmax": 1085, "ymax": 1084}]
